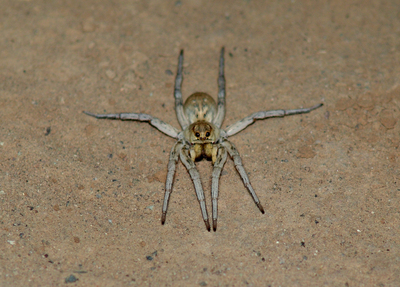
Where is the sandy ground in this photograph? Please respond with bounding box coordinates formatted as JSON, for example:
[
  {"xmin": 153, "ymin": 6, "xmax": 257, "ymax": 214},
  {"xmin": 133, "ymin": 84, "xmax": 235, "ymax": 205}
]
[{"xmin": 1, "ymin": 0, "xmax": 399, "ymax": 286}]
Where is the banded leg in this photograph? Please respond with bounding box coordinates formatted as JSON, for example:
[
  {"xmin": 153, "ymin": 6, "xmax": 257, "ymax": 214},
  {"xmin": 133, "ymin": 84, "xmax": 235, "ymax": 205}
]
[
  {"xmin": 179, "ymin": 148, "xmax": 211, "ymax": 231},
  {"xmin": 83, "ymin": 111, "xmax": 179, "ymax": 138},
  {"xmin": 161, "ymin": 140, "xmax": 184, "ymax": 225},
  {"xmin": 174, "ymin": 50, "xmax": 189, "ymax": 130},
  {"xmin": 213, "ymin": 47, "xmax": 226, "ymax": 128},
  {"xmin": 225, "ymin": 103, "xmax": 323, "ymax": 137},
  {"xmin": 222, "ymin": 140, "xmax": 265, "ymax": 214},
  {"xmin": 211, "ymin": 145, "xmax": 228, "ymax": 231}
]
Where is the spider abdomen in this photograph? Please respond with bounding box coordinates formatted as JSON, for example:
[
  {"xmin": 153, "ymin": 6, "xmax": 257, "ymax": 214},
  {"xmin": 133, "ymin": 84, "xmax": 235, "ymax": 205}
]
[{"xmin": 183, "ymin": 92, "xmax": 217, "ymax": 124}]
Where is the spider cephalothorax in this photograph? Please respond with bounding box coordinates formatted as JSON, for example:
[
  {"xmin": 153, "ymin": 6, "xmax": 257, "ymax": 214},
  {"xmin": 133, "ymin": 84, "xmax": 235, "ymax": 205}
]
[
  {"xmin": 84, "ymin": 48, "xmax": 323, "ymax": 231},
  {"xmin": 185, "ymin": 120, "xmax": 217, "ymax": 143},
  {"xmin": 185, "ymin": 120, "xmax": 219, "ymax": 163}
]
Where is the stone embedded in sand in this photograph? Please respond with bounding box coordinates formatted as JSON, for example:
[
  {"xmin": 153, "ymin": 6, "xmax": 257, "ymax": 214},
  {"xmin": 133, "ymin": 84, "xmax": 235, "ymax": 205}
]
[
  {"xmin": 84, "ymin": 124, "xmax": 97, "ymax": 136},
  {"xmin": 385, "ymin": 85, "xmax": 400, "ymax": 103},
  {"xmin": 379, "ymin": 109, "xmax": 397, "ymax": 129},
  {"xmin": 357, "ymin": 93, "xmax": 376, "ymax": 110},
  {"xmin": 297, "ymin": 146, "xmax": 316, "ymax": 158},
  {"xmin": 335, "ymin": 98, "xmax": 355, "ymax": 111},
  {"xmin": 147, "ymin": 169, "xmax": 167, "ymax": 183}
]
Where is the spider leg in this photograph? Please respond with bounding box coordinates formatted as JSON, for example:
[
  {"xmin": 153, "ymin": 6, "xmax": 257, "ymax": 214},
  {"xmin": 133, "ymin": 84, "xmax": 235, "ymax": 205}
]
[
  {"xmin": 211, "ymin": 144, "xmax": 228, "ymax": 231},
  {"xmin": 174, "ymin": 50, "xmax": 190, "ymax": 130},
  {"xmin": 213, "ymin": 47, "xmax": 226, "ymax": 128},
  {"xmin": 83, "ymin": 111, "xmax": 179, "ymax": 138},
  {"xmin": 222, "ymin": 140, "xmax": 265, "ymax": 214},
  {"xmin": 161, "ymin": 140, "xmax": 184, "ymax": 225},
  {"xmin": 225, "ymin": 103, "xmax": 323, "ymax": 137},
  {"xmin": 179, "ymin": 147, "xmax": 211, "ymax": 231}
]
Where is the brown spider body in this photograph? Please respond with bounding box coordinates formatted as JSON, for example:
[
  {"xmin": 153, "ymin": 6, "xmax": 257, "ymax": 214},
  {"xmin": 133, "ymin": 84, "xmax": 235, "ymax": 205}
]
[
  {"xmin": 182, "ymin": 93, "xmax": 221, "ymax": 163},
  {"xmin": 83, "ymin": 48, "xmax": 323, "ymax": 231}
]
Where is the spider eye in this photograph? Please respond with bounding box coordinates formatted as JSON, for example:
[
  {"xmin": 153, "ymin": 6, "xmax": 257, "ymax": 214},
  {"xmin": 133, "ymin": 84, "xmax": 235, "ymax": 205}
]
[
  {"xmin": 206, "ymin": 132, "xmax": 210, "ymax": 137},
  {"xmin": 195, "ymin": 132, "xmax": 200, "ymax": 137}
]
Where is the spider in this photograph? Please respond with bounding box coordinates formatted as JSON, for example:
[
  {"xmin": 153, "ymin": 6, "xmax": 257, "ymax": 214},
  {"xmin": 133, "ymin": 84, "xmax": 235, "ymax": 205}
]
[{"xmin": 84, "ymin": 47, "xmax": 323, "ymax": 232}]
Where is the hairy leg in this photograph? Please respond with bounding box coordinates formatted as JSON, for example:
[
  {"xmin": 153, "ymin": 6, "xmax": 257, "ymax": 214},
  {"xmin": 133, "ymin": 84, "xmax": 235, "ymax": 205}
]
[
  {"xmin": 161, "ymin": 141, "xmax": 184, "ymax": 225},
  {"xmin": 213, "ymin": 47, "xmax": 226, "ymax": 128},
  {"xmin": 211, "ymin": 145, "xmax": 228, "ymax": 231},
  {"xmin": 83, "ymin": 111, "xmax": 179, "ymax": 138},
  {"xmin": 180, "ymin": 148, "xmax": 211, "ymax": 231},
  {"xmin": 225, "ymin": 103, "xmax": 323, "ymax": 137},
  {"xmin": 174, "ymin": 50, "xmax": 189, "ymax": 129},
  {"xmin": 222, "ymin": 140, "xmax": 265, "ymax": 214}
]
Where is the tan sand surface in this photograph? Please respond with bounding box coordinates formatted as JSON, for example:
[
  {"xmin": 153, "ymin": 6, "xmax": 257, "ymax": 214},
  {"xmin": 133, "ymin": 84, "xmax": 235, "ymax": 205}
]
[{"xmin": 1, "ymin": 1, "xmax": 399, "ymax": 286}]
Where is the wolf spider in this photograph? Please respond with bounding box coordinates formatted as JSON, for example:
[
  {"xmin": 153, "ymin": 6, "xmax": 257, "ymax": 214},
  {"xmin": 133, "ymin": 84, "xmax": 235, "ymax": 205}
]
[{"xmin": 84, "ymin": 48, "xmax": 323, "ymax": 231}]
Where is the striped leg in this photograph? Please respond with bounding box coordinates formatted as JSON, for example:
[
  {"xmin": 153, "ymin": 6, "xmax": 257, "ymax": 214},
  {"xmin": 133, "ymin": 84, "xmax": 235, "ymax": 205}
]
[
  {"xmin": 222, "ymin": 140, "xmax": 265, "ymax": 214},
  {"xmin": 225, "ymin": 103, "xmax": 323, "ymax": 137},
  {"xmin": 83, "ymin": 111, "xmax": 179, "ymax": 138},
  {"xmin": 211, "ymin": 145, "xmax": 228, "ymax": 231},
  {"xmin": 161, "ymin": 141, "xmax": 184, "ymax": 225},
  {"xmin": 179, "ymin": 148, "xmax": 211, "ymax": 231},
  {"xmin": 174, "ymin": 50, "xmax": 189, "ymax": 130},
  {"xmin": 213, "ymin": 47, "xmax": 226, "ymax": 128}
]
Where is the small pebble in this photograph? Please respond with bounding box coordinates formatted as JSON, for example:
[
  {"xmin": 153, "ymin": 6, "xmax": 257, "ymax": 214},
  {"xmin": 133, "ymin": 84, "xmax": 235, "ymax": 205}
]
[
  {"xmin": 105, "ymin": 69, "xmax": 116, "ymax": 79},
  {"xmin": 45, "ymin": 127, "xmax": 51, "ymax": 136},
  {"xmin": 65, "ymin": 275, "xmax": 78, "ymax": 283}
]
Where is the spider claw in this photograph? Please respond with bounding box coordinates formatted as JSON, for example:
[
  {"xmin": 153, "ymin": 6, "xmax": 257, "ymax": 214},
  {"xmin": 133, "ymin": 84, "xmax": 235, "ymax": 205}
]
[
  {"xmin": 83, "ymin": 111, "xmax": 95, "ymax": 117},
  {"xmin": 310, "ymin": 103, "xmax": 324, "ymax": 110},
  {"xmin": 161, "ymin": 213, "xmax": 166, "ymax": 225},
  {"xmin": 205, "ymin": 220, "xmax": 211, "ymax": 232},
  {"xmin": 213, "ymin": 219, "xmax": 217, "ymax": 232},
  {"xmin": 257, "ymin": 203, "xmax": 265, "ymax": 214}
]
